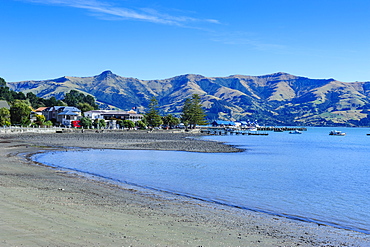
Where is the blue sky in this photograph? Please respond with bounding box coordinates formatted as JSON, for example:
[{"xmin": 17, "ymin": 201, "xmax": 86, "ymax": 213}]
[{"xmin": 1, "ymin": 0, "xmax": 370, "ymax": 82}]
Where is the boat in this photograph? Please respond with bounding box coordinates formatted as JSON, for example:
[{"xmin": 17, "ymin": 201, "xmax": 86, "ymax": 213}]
[
  {"xmin": 329, "ymin": 130, "xmax": 346, "ymax": 136},
  {"xmin": 289, "ymin": 130, "xmax": 302, "ymax": 134},
  {"xmin": 248, "ymin": 132, "xmax": 268, "ymax": 136}
]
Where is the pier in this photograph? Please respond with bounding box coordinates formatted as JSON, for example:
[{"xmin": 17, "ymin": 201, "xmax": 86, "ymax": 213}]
[
  {"xmin": 256, "ymin": 126, "xmax": 307, "ymax": 132},
  {"xmin": 200, "ymin": 126, "xmax": 306, "ymax": 136}
]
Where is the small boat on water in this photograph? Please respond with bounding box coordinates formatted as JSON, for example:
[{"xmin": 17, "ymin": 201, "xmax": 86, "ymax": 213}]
[
  {"xmin": 329, "ymin": 130, "xmax": 346, "ymax": 136},
  {"xmin": 289, "ymin": 130, "xmax": 302, "ymax": 134},
  {"xmin": 248, "ymin": 132, "xmax": 268, "ymax": 136}
]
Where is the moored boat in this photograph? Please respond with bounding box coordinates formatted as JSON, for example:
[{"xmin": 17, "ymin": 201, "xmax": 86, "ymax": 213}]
[
  {"xmin": 248, "ymin": 132, "xmax": 268, "ymax": 136},
  {"xmin": 329, "ymin": 130, "xmax": 345, "ymax": 136},
  {"xmin": 289, "ymin": 130, "xmax": 302, "ymax": 134}
]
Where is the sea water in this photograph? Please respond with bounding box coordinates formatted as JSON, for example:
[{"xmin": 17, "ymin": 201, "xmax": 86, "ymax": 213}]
[{"xmin": 33, "ymin": 127, "xmax": 370, "ymax": 234}]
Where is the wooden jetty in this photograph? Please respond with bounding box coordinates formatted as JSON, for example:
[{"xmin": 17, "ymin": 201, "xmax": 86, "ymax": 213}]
[
  {"xmin": 200, "ymin": 126, "xmax": 306, "ymax": 136},
  {"xmin": 256, "ymin": 126, "xmax": 307, "ymax": 132}
]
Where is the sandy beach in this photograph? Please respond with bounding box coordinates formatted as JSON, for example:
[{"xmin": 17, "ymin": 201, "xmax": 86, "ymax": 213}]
[{"xmin": 1, "ymin": 130, "xmax": 369, "ymax": 246}]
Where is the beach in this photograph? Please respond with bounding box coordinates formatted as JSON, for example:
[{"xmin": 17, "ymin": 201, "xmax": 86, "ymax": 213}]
[{"xmin": 1, "ymin": 130, "xmax": 369, "ymax": 246}]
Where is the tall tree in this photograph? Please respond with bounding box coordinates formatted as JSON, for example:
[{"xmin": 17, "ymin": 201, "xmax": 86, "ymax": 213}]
[
  {"xmin": 10, "ymin": 100, "xmax": 31, "ymax": 126},
  {"xmin": 0, "ymin": 79, "xmax": 26, "ymax": 102},
  {"xmin": 26, "ymin": 92, "xmax": 40, "ymax": 108},
  {"xmin": 145, "ymin": 97, "xmax": 163, "ymax": 127},
  {"xmin": 0, "ymin": 77, "xmax": 6, "ymax": 87},
  {"xmin": 85, "ymin": 95, "xmax": 99, "ymax": 109},
  {"xmin": 64, "ymin": 90, "xmax": 98, "ymax": 109},
  {"xmin": 181, "ymin": 98, "xmax": 193, "ymax": 129},
  {"xmin": 162, "ymin": 114, "xmax": 180, "ymax": 129},
  {"xmin": 44, "ymin": 96, "xmax": 65, "ymax": 107},
  {"xmin": 80, "ymin": 117, "xmax": 92, "ymax": 128},
  {"xmin": 78, "ymin": 102, "xmax": 94, "ymax": 114},
  {"xmin": 181, "ymin": 94, "xmax": 207, "ymax": 129}
]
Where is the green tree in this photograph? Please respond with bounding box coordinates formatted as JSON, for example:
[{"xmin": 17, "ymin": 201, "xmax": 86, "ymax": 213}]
[
  {"xmin": 80, "ymin": 117, "xmax": 92, "ymax": 128},
  {"xmin": 10, "ymin": 100, "xmax": 32, "ymax": 126},
  {"xmin": 162, "ymin": 114, "xmax": 180, "ymax": 129},
  {"xmin": 0, "ymin": 86, "xmax": 26, "ymax": 102},
  {"xmin": 145, "ymin": 97, "xmax": 163, "ymax": 127},
  {"xmin": 0, "ymin": 77, "xmax": 6, "ymax": 87},
  {"xmin": 0, "ymin": 86, "xmax": 12, "ymax": 101},
  {"xmin": 64, "ymin": 90, "xmax": 81, "ymax": 106},
  {"xmin": 26, "ymin": 92, "xmax": 40, "ymax": 108},
  {"xmin": 78, "ymin": 102, "xmax": 94, "ymax": 113},
  {"xmin": 181, "ymin": 94, "xmax": 207, "ymax": 129},
  {"xmin": 93, "ymin": 119, "xmax": 106, "ymax": 129},
  {"xmin": 99, "ymin": 119, "xmax": 106, "ymax": 129},
  {"xmin": 136, "ymin": 120, "xmax": 146, "ymax": 130},
  {"xmin": 0, "ymin": 107, "xmax": 11, "ymax": 126},
  {"xmin": 85, "ymin": 95, "xmax": 99, "ymax": 109},
  {"xmin": 16, "ymin": 92, "xmax": 26, "ymax": 101},
  {"xmin": 122, "ymin": 120, "xmax": 135, "ymax": 129},
  {"xmin": 64, "ymin": 90, "xmax": 98, "ymax": 109},
  {"xmin": 44, "ymin": 120, "xmax": 53, "ymax": 127},
  {"xmin": 44, "ymin": 96, "xmax": 65, "ymax": 107},
  {"xmin": 181, "ymin": 98, "xmax": 192, "ymax": 129},
  {"xmin": 0, "ymin": 77, "xmax": 27, "ymax": 102}
]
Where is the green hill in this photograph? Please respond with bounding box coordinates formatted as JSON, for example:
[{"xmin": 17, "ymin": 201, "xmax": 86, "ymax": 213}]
[{"xmin": 8, "ymin": 71, "xmax": 370, "ymax": 126}]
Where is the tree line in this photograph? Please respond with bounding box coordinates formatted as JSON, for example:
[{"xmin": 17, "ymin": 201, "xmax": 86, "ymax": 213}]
[
  {"xmin": 0, "ymin": 77, "xmax": 207, "ymax": 129},
  {"xmin": 143, "ymin": 94, "xmax": 206, "ymax": 129},
  {"xmin": 0, "ymin": 77, "xmax": 99, "ymax": 126},
  {"xmin": 78, "ymin": 95, "xmax": 207, "ymax": 130}
]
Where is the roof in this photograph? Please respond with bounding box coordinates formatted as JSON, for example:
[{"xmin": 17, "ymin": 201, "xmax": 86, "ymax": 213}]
[
  {"xmin": 0, "ymin": 100, "xmax": 10, "ymax": 109},
  {"xmin": 58, "ymin": 110, "xmax": 79, "ymax": 116},
  {"xmin": 35, "ymin": 107, "xmax": 48, "ymax": 112},
  {"xmin": 85, "ymin": 110, "xmax": 139, "ymax": 115},
  {"xmin": 85, "ymin": 110, "xmax": 108, "ymax": 114},
  {"xmin": 45, "ymin": 106, "xmax": 81, "ymax": 112}
]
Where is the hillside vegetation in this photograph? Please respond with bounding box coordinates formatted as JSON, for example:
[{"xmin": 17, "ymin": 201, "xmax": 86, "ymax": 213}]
[{"xmin": 8, "ymin": 71, "xmax": 370, "ymax": 126}]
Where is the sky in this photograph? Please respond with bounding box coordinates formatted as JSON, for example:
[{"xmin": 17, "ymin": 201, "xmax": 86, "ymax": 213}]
[{"xmin": 1, "ymin": 0, "xmax": 370, "ymax": 82}]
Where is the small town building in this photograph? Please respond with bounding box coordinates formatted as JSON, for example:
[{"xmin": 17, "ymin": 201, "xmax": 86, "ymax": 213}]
[
  {"xmin": 84, "ymin": 110, "xmax": 144, "ymax": 123},
  {"xmin": 41, "ymin": 106, "xmax": 82, "ymax": 127}
]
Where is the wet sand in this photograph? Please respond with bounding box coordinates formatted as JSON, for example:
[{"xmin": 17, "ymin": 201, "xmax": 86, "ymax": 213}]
[{"xmin": 0, "ymin": 131, "xmax": 369, "ymax": 246}]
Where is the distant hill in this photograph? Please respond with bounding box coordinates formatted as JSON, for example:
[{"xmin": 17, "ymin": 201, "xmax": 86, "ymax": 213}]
[{"xmin": 8, "ymin": 71, "xmax": 370, "ymax": 126}]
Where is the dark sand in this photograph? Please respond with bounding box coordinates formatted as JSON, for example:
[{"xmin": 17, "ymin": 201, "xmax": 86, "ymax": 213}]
[{"xmin": 0, "ymin": 130, "xmax": 369, "ymax": 246}]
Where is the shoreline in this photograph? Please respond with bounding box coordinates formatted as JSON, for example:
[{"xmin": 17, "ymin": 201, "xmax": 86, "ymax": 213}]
[{"xmin": 1, "ymin": 131, "xmax": 369, "ymax": 246}]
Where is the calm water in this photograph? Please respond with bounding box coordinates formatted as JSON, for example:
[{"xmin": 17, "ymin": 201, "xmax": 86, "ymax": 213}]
[{"xmin": 33, "ymin": 127, "xmax": 370, "ymax": 234}]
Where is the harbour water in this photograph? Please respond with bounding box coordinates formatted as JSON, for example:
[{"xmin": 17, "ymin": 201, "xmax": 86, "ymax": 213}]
[{"xmin": 33, "ymin": 127, "xmax": 370, "ymax": 234}]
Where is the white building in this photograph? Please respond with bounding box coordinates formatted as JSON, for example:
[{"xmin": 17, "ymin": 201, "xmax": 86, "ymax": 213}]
[{"xmin": 84, "ymin": 110, "xmax": 144, "ymax": 122}]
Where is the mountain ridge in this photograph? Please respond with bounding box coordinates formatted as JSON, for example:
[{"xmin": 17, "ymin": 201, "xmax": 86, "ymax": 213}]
[{"xmin": 7, "ymin": 71, "xmax": 370, "ymax": 126}]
